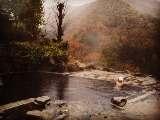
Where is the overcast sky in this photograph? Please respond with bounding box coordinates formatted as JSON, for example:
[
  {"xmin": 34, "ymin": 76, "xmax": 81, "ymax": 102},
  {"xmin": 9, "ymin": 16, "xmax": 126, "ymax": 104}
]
[
  {"xmin": 68, "ymin": 0, "xmax": 96, "ymax": 6},
  {"xmin": 44, "ymin": 0, "xmax": 96, "ymax": 7},
  {"xmin": 68, "ymin": 0, "xmax": 160, "ymax": 6},
  {"xmin": 44, "ymin": 0, "xmax": 160, "ymax": 8}
]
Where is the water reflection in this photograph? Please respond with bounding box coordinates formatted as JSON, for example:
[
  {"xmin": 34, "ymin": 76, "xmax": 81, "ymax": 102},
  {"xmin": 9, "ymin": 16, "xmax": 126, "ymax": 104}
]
[
  {"xmin": 39, "ymin": 74, "xmax": 69, "ymax": 100},
  {"xmin": 55, "ymin": 77, "xmax": 68, "ymax": 99},
  {"xmin": 0, "ymin": 73, "xmax": 69, "ymax": 105}
]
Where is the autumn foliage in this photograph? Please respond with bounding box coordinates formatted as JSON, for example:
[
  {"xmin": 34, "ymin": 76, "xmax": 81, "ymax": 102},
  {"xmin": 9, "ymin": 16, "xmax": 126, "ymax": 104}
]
[
  {"xmin": 68, "ymin": 40, "xmax": 86, "ymax": 61},
  {"xmin": 65, "ymin": 0, "xmax": 160, "ymax": 77}
]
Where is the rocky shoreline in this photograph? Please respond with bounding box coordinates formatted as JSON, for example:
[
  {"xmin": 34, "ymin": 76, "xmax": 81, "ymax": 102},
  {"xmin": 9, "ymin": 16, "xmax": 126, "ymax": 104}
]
[
  {"xmin": 0, "ymin": 70, "xmax": 160, "ymax": 120},
  {"xmin": 69, "ymin": 70, "xmax": 159, "ymax": 87}
]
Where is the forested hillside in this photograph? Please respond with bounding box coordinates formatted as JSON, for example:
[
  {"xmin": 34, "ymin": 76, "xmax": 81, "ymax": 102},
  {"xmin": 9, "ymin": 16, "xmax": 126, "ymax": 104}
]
[
  {"xmin": 122, "ymin": 0, "xmax": 160, "ymax": 18},
  {"xmin": 64, "ymin": 0, "xmax": 160, "ymax": 77}
]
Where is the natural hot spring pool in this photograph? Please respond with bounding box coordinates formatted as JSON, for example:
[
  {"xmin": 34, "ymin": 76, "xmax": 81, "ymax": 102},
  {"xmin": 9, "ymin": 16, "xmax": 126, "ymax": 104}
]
[{"xmin": 0, "ymin": 72, "xmax": 142, "ymax": 105}]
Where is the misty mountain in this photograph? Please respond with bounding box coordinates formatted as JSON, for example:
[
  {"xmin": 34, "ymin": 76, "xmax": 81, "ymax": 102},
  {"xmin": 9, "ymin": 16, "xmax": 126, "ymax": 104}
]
[
  {"xmin": 122, "ymin": 0, "xmax": 160, "ymax": 18},
  {"xmin": 44, "ymin": 0, "xmax": 160, "ymax": 40},
  {"xmin": 63, "ymin": 0, "xmax": 160, "ymax": 77},
  {"xmin": 64, "ymin": 0, "xmax": 160, "ymax": 53},
  {"xmin": 42, "ymin": 0, "xmax": 160, "ymax": 55},
  {"xmin": 41, "ymin": 0, "xmax": 160, "ymax": 76}
]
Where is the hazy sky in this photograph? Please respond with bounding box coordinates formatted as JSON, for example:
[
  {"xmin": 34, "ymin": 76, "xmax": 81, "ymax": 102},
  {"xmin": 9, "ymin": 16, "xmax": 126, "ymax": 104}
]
[
  {"xmin": 44, "ymin": 0, "xmax": 96, "ymax": 7},
  {"xmin": 68, "ymin": 0, "xmax": 96, "ymax": 6},
  {"xmin": 45, "ymin": 0, "xmax": 160, "ymax": 6}
]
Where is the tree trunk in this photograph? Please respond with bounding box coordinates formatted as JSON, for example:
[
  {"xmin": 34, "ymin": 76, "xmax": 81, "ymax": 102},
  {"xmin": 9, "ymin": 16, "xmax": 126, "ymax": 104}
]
[{"xmin": 57, "ymin": 3, "xmax": 64, "ymax": 43}]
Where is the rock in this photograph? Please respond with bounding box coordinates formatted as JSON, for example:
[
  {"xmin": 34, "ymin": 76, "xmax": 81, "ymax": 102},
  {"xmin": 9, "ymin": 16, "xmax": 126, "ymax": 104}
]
[
  {"xmin": 0, "ymin": 74, "xmax": 3, "ymax": 86},
  {"xmin": 124, "ymin": 70, "xmax": 131, "ymax": 74},
  {"xmin": 78, "ymin": 66, "xmax": 85, "ymax": 71},
  {"xmin": 85, "ymin": 64, "xmax": 96, "ymax": 70},
  {"xmin": 26, "ymin": 110, "xmax": 52, "ymax": 119},
  {"xmin": 0, "ymin": 79, "xmax": 3, "ymax": 86},
  {"xmin": 132, "ymin": 80, "xmax": 143, "ymax": 86},
  {"xmin": 67, "ymin": 63, "xmax": 78, "ymax": 72},
  {"xmin": 40, "ymin": 112, "xmax": 53, "ymax": 119},
  {"xmin": 75, "ymin": 61, "xmax": 85, "ymax": 67},
  {"xmin": 62, "ymin": 72, "xmax": 70, "ymax": 76},
  {"xmin": 133, "ymin": 72, "xmax": 143, "ymax": 77},
  {"xmin": 85, "ymin": 62, "xmax": 96, "ymax": 70},
  {"xmin": 148, "ymin": 75, "xmax": 154, "ymax": 78},
  {"xmin": 141, "ymin": 76, "xmax": 157, "ymax": 86},
  {"xmin": 56, "ymin": 60, "xmax": 67, "ymax": 72},
  {"xmin": 75, "ymin": 61, "xmax": 85, "ymax": 71},
  {"xmin": 49, "ymin": 56, "xmax": 55, "ymax": 65},
  {"xmin": 68, "ymin": 61, "xmax": 86, "ymax": 72},
  {"xmin": 54, "ymin": 113, "xmax": 67, "ymax": 120},
  {"xmin": 53, "ymin": 100, "xmax": 67, "ymax": 107},
  {"xmin": 0, "ymin": 116, "xmax": 3, "ymax": 119},
  {"xmin": 26, "ymin": 110, "xmax": 41, "ymax": 117},
  {"xmin": 34, "ymin": 96, "xmax": 50, "ymax": 106},
  {"xmin": 111, "ymin": 97, "xmax": 127, "ymax": 107},
  {"xmin": 115, "ymin": 71, "xmax": 124, "ymax": 73},
  {"xmin": 103, "ymin": 67, "xmax": 115, "ymax": 72}
]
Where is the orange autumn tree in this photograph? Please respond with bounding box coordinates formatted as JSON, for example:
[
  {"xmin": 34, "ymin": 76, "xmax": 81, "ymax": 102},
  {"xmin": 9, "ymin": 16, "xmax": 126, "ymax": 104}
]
[{"xmin": 68, "ymin": 41, "xmax": 87, "ymax": 61}]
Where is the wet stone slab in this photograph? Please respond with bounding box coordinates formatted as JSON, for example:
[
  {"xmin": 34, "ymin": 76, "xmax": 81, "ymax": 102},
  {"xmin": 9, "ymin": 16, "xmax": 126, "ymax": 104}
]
[{"xmin": 0, "ymin": 92, "xmax": 160, "ymax": 120}]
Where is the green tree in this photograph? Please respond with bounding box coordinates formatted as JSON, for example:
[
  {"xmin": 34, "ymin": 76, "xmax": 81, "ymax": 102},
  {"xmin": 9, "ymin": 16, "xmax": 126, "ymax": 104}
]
[
  {"xmin": 19, "ymin": 0, "xmax": 44, "ymax": 40},
  {"xmin": 0, "ymin": 0, "xmax": 26, "ymax": 31},
  {"xmin": 0, "ymin": 0, "xmax": 44, "ymax": 41},
  {"xmin": 0, "ymin": 2, "xmax": 12, "ymax": 43}
]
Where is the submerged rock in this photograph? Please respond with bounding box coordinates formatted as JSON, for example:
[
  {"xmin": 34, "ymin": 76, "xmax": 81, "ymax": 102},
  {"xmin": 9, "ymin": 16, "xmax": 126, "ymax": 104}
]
[
  {"xmin": 53, "ymin": 100, "xmax": 67, "ymax": 107},
  {"xmin": 54, "ymin": 113, "xmax": 67, "ymax": 120},
  {"xmin": 34, "ymin": 96, "xmax": 50, "ymax": 107},
  {"xmin": 26, "ymin": 110, "xmax": 52, "ymax": 119}
]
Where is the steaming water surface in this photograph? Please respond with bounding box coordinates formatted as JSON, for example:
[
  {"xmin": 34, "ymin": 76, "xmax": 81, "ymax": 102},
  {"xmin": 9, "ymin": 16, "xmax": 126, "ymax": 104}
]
[{"xmin": 0, "ymin": 73, "xmax": 142, "ymax": 105}]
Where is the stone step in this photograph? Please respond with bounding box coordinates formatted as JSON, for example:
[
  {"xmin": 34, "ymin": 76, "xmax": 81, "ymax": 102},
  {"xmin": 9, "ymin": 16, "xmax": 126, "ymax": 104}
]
[
  {"xmin": 0, "ymin": 96, "xmax": 51, "ymax": 113},
  {"xmin": 0, "ymin": 98, "xmax": 35, "ymax": 113}
]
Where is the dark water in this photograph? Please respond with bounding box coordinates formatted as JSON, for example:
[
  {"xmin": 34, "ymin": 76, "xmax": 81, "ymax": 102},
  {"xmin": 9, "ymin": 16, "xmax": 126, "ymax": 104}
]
[{"xmin": 0, "ymin": 73, "xmax": 142, "ymax": 105}]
